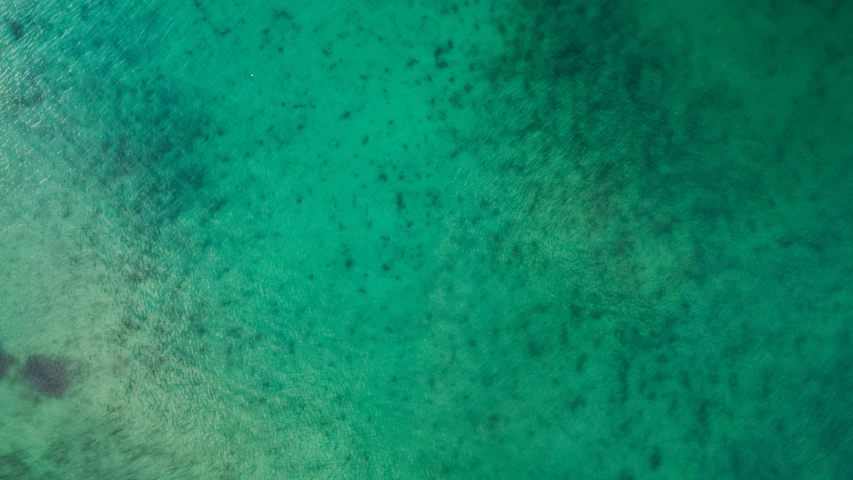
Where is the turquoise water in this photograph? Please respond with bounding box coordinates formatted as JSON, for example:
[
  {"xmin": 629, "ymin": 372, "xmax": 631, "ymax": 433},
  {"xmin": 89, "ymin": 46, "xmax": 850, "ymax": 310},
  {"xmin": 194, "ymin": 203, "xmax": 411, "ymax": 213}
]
[{"xmin": 1, "ymin": 0, "xmax": 851, "ymax": 478}]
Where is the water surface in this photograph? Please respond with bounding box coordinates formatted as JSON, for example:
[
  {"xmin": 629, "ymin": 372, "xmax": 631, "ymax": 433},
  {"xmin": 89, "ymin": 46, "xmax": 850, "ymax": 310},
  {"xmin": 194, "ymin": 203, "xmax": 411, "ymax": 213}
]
[{"xmin": 1, "ymin": 1, "xmax": 852, "ymax": 478}]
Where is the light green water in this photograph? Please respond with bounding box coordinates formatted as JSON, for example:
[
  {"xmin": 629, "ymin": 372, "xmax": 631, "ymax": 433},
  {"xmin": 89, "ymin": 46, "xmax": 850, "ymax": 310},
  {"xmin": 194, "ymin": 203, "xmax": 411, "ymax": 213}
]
[{"xmin": 1, "ymin": 0, "xmax": 852, "ymax": 478}]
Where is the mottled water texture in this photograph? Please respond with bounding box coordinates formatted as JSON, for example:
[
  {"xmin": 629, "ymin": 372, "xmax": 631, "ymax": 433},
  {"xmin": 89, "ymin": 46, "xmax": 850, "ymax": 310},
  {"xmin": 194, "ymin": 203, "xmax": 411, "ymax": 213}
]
[
  {"xmin": 1, "ymin": 0, "xmax": 852, "ymax": 478},
  {"xmin": 0, "ymin": 346, "xmax": 15, "ymax": 380}
]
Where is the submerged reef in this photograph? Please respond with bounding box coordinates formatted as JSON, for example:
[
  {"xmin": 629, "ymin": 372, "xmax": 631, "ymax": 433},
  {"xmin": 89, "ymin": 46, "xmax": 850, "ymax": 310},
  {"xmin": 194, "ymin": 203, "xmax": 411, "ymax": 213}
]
[
  {"xmin": 22, "ymin": 355, "xmax": 69, "ymax": 397},
  {"xmin": 0, "ymin": 346, "xmax": 15, "ymax": 379}
]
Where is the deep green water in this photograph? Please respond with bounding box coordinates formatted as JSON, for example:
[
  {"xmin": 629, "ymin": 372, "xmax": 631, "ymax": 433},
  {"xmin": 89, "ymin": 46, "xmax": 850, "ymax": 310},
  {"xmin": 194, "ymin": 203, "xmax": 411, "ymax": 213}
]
[{"xmin": 1, "ymin": 0, "xmax": 852, "ymax": 478}]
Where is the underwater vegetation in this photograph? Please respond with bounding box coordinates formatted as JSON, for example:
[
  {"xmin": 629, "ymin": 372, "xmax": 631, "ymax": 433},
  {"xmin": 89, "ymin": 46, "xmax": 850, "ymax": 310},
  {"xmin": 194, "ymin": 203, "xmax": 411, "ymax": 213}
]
[{"xmin": 22, "ymin": 355, "xmax": 69, "ymax": 397}]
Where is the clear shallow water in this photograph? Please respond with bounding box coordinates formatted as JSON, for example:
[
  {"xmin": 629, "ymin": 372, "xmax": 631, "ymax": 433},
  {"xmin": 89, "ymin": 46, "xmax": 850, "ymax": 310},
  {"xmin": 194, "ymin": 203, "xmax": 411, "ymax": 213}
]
[{"xmin": 1, "ymin": 0, "xmax": 851, "ymax": 478}]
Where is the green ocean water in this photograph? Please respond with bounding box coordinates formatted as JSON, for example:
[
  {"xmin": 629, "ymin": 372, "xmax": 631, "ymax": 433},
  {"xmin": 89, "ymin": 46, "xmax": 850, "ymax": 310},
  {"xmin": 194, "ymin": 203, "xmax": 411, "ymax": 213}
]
[{"xmin": 1, "ymin": 0, "xmax": 851, "ymax": 478}]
